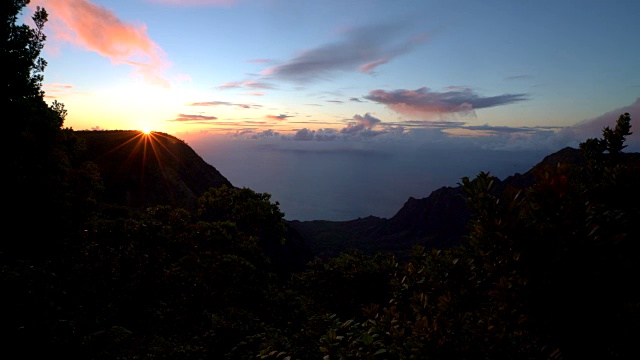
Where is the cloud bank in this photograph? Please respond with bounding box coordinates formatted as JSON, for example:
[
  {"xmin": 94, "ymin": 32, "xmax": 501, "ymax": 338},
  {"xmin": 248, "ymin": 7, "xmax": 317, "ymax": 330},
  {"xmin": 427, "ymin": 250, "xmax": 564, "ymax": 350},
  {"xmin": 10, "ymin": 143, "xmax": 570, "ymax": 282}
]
[{"xmin": 554, "ymin": 97, "xmax": 640, "ymax": 151}]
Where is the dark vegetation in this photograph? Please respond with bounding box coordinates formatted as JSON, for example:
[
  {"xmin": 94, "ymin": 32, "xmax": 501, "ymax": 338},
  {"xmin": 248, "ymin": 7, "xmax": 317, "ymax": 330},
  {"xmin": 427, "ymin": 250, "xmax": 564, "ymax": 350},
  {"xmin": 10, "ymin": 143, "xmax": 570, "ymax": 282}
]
[{"xmin": 3, "ymin": 2, "xmax": 639, "ymax": 358}]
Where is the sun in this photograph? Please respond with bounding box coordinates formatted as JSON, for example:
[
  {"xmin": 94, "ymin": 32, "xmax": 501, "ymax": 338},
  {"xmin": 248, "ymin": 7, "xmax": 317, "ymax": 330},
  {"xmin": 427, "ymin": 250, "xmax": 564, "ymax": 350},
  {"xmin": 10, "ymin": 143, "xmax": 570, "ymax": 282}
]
[{"xmin": 141, "ymin": 128, "xmax": 152, "ymax": 135}]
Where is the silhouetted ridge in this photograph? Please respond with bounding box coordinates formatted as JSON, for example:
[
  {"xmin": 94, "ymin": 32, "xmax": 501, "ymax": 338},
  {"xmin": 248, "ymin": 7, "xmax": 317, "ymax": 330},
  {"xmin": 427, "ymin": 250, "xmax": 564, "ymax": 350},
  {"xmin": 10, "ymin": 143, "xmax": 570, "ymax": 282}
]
[
  {"xmin": 76, "ymin": 130, "xmax": 232, "ymax": 211},
  {"xmin": 374, "ymin": 186, "xmax": 469, "ymax": 247},
  {"xmin": 290, "ymin": 145, "xmax": 635, "ymax": 259}
]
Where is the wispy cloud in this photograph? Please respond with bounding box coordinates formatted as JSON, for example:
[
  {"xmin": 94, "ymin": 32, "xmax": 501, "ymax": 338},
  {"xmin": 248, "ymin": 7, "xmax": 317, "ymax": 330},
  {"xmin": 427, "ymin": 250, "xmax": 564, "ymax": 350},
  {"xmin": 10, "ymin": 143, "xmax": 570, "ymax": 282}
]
[
  {"xmin": 170, "ymin": 114, "xmax": 218, "ymax": 122},
  {"xmin": 261, "ymin": 23, "xmax": 428, "ymax": 82},
  {"xmin": 504, "ymin": 74, "xmax": 534, "ymax": 81},
  {"xmin": 217, "ymin": 79, "xmax": 275, "ymax": 90},
  {"xmin": 188, "ymin": 101, "xmax": 261, "ymax": 109},
  {"xmin": 32, "ymin": 0, "xmax": 170, "ymax": 87},
  {"xmin": 365, "ymin": 87, "xmax": 528, "ymax": 118},
  {"xmin": 42, "ymin": 83, "xmax": 74, "ymax": 99},
  {"xmin": 267, "ymin": 114, "xmax": 294, "ymax": 121},
  {"xmin": 402, "ymin": 120, "xmax": 467, "ymax": 128}
]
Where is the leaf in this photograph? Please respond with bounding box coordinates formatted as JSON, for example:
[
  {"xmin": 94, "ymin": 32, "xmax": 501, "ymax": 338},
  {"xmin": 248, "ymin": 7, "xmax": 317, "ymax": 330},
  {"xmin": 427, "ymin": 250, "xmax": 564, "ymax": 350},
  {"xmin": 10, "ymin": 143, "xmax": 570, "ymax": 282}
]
[
  {"xmin": 341, "ymin": 319, "xmax": 354, "ymax": 328},
  {"xmin": 374, "ymin": 349, "xmax": 387, "ymax": 355},
  {"xmin": 361, "ymin": 333, "xmax": 374, "ymax": 345}
]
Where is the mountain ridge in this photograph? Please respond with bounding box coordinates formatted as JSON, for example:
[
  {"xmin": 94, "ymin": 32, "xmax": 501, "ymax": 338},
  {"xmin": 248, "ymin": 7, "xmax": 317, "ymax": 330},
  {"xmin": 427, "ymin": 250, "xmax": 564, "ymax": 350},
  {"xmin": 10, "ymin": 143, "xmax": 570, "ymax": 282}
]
[
  {"xmin": 76, "ymin": 130, "xmax": 233, "ymax": 211},
  {"xmin": 288, "ymin": 146, "xmax": 638, "ymax": 260}
]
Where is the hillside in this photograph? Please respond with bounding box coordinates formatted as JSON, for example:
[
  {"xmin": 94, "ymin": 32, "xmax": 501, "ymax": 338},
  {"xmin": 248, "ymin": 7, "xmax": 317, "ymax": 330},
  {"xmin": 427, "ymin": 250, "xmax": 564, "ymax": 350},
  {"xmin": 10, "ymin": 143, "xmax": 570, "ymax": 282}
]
[{"xmin": 76, "ymin": 130, "xmax": 233, "ymax": 211}]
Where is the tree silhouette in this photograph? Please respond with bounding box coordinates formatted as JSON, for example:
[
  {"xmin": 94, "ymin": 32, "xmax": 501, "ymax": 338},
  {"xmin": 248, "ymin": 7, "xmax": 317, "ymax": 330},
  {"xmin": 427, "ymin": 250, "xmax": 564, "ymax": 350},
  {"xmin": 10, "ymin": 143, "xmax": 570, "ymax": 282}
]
[{"xmin": 3, "ymin": 1, "xmax": 96, "ymax": 256}]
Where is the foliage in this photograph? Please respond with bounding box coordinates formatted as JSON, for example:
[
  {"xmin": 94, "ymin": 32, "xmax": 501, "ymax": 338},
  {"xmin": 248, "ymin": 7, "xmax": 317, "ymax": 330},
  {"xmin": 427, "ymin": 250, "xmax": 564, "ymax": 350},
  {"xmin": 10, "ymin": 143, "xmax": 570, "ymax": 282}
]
[
  {"xmin": 198, "ymin": 185, "xmax": 287, "ymax": 247},
  {"xmin": 262, "ymin": 113, "xmax": 640, "ymax": 360},
  {"xmin": 291, "ymin": 250, "xmax": 396, "ymax": 318},
  {"xmin": 3, "ymin": 1, "xmax": 640, "ymax": 358}
]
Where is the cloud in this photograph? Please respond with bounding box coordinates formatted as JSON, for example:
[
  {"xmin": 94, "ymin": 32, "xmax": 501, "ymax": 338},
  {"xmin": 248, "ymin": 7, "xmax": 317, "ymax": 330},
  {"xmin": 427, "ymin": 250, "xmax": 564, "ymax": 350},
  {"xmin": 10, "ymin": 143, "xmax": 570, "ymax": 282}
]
[
  {"xmin": 504, "ymin": 74, "xmax": 534, "ymax": 81},
  {"xmin": 251, "ymin": 129, "xmax": 279, "ymax": 139},
  {"xmin": 261, "ymin": 23, "xmax": 427, "ymax": 82},
  {"xmin": 293, "ymin": 128, "xmax": 315, "ymax": 141},
  {"xmin": 32, "ymin": 0, "xmax": 170, "ymax": 87},
  {"xmin": 554, "ymin": 97, "xmax": 640, "ymax": 151},
  {"xmin": 365, "ymin": 87, "xmax": 528, "ymax": 118},
  {"xmin": 42, "ymin": 83, "xmax": 74, "ymax": 99},
  {"xmin": 251, "ymin": 129, "xmax": 280, "ymax": 140},
  {"xmin": 188, "ymin": 101, "xmax": 260, "ymax": 109},
  {"xmin": 267, "ymin": 114, "xmax": 294, "ymax": 121},
  {"xmin": 171, "ymin": 114, "xmax": 218, "ymax": 122},
  {"xmin": 358, "ymin": 58, "xmax": 391, "ymax": 73},
  {"xmin": 402, "ymin": 120, "xmax": 467, "ymax": 128},
  {"xmin": 287, "ymin": 128, "xmax": 340, "ymax": 141},
  {"xmin": 341, "ymin": 113, "xmax": 385, "ymax": 137},
  {"xmin": 217, "ymin": 80, "xmax": 275, "ymax": 90},
  {"xmin": 354, "ymin": 113, "xmax": 382, "ymax": 128},
  {"xmin": 144, "ymin": 0, "xmax": 239, "ymax": 6},
  {"xmin": 247, "ymin": 58, "xmax": 272, "ymax": 64},
  {"xmin": 435, "ymin": 98, "xmax": 640, "ymax": 152},
  {"xmin": 464, "ymin": 124, "xmax": 544, "ymax": 134},
  {"xmin": 350, "ymin": 97, "xmax": 364, "ymax": 102}
]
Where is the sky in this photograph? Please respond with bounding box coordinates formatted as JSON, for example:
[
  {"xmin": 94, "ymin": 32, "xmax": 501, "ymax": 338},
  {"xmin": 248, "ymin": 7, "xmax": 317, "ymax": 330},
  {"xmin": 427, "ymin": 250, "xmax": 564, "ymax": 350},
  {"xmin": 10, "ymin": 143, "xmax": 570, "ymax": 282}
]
[{"xmin": 24, "ymin": 0, "xmax": 640, "ymax": 221}]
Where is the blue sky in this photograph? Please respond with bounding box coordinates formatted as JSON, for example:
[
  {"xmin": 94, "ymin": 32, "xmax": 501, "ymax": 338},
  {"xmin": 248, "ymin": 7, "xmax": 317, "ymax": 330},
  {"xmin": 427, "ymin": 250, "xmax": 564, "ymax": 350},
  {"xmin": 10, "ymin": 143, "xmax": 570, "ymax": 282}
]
[{"xmin": 26, "ymin": 0, "xmax": 640, "ymax": 220}]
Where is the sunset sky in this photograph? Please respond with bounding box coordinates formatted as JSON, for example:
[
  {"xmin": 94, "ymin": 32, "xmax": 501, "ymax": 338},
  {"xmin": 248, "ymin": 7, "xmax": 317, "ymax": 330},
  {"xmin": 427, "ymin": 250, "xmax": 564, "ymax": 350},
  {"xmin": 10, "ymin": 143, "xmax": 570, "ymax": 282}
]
[{"xmin": 24, "ymin": 0, "xmax": 640, "ymax": 220}]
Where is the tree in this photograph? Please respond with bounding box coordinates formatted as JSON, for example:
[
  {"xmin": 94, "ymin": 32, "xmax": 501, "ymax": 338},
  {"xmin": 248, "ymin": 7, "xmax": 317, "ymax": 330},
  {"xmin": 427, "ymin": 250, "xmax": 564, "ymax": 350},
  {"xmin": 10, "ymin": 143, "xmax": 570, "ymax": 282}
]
[{"xmin": 3, "ymin": 1, "xmax": 100, "ymax": 257}]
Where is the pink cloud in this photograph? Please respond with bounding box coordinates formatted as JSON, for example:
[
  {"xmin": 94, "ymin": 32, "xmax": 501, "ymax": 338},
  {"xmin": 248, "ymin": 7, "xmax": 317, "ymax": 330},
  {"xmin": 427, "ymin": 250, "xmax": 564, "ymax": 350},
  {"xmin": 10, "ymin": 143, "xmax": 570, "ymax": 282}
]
[
  {"xmin": 358, "ymin": 57, "xmax": 390, "ymax": 73},
  {"xmin": 31, "ymin": 0, "xmax": 170, "ymax": 87},
  {"xmin": 42, "ymin": 83, "xmax": 74, "ymax": 99}
]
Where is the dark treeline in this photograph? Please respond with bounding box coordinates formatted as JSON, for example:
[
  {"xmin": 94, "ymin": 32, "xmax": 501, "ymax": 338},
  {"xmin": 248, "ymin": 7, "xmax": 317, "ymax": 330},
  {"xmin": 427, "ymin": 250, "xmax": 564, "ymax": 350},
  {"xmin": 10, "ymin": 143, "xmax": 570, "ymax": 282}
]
[{"xmin": 3, "ymin": 1, "xmax": 639, "ymax": 359}]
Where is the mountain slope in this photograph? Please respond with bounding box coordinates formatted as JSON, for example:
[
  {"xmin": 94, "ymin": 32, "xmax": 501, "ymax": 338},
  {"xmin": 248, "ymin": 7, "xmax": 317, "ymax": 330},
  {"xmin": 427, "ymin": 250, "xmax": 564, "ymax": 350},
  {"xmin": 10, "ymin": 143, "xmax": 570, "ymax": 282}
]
[{"xmin": 76, "ymin": 130, "xmax": 232, "ymax": 211}]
